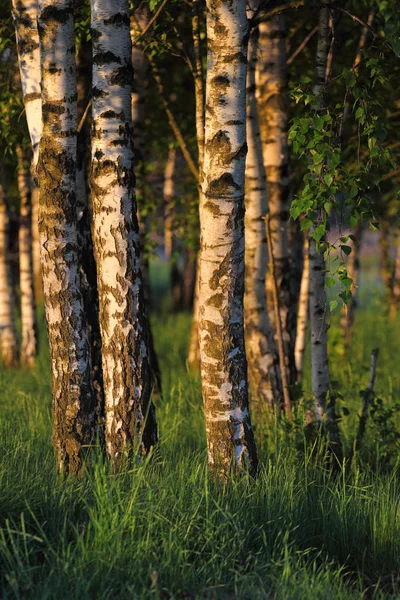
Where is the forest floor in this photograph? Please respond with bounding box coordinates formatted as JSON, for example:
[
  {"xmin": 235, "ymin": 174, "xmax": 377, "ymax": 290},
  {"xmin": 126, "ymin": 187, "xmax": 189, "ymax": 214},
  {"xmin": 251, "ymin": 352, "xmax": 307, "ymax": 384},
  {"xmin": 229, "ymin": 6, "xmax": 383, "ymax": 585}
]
[{"xmin": 1, "ymin": 261, "xmax": 400, "ymax": 599}]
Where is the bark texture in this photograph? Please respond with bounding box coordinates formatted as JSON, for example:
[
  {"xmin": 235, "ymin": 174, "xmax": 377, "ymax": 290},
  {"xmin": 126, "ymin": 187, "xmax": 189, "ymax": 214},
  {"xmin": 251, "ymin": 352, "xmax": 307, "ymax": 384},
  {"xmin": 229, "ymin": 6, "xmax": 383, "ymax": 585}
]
[
  {"xmin": 294, "ymin": 234, "xmax": 309, "ymax": 380},
  {"xmin": 0, "ymin": 180, "xmax": 19, "ymax": 368},
  {"xmin": 164, "ymin": 146, "xmax": 177, "ymax": 262},
  {"xmin": 187, "ymin": 0, "xmax": 206, "ymax": 371},
  {"xmin": 308, "ymin": 5, "xmax": 341, "ymax": 461},
  {"xmin": 199, "ymin": 0, "xmax": 258, "ymax": 477},
  {"xmin": 76, "ymin": 36, "xmax": 105, "ymax": 431},
  {"xmin": 37, "ymin": 0, "xmax": 97, "ymax": 475},
  {"xmin": 16, "ymin": 146, "xmax": 38, "ymax": 367},
  {"xmin": 256, "ymin": 15, "xmax": 296, "ymax": 386},
  {"xmin": 91, "ymin": 0, "xmax": 157, "ymax": 463},
  {"xmin": 244, "ymin": 23, "xmax": 281, "ymax": 416},
  {"xmin": 31, "ymin": 182, "xmax": 42, "ymax": 300},
  {"xmin": 12, "ymin": 0, "xmax": 42, "ymax": 166}
]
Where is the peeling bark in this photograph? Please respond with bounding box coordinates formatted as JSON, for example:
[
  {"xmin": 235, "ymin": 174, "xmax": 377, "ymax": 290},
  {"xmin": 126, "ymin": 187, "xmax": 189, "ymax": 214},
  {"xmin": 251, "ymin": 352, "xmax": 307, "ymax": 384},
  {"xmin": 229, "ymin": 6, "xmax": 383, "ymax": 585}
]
[
  {"xmin": 37, "ymin": 0, "xmax": 97, "ymax": 475},
  {"xmin": 0, "ymin": 179, "xmax": 19, "ymax": 369},
  {"xmin": 199, "ymin": 0, "xmax": 258, "ymax": 477},
  {"xmin": 244, "ymin": 18, "xmax": 281, "ymax": 416},
  {"xmin": 90, "ymin": 0, "xmax": 157, "ymax": 464},
  {"xmin": 256, "ymin": 15, "xmax": 296, "ymax": 386},
  {"xmin": 16, "ymin": 145, "xmax": 38, "ymax": 367}
]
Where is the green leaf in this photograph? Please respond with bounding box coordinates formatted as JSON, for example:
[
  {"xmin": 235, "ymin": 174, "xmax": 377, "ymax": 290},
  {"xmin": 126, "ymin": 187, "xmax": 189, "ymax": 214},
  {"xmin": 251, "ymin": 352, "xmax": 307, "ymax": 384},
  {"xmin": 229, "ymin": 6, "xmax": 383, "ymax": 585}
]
[
  {"xmin": 329, "ymin": 300, "xmax": 338, "ymax": 312},
  {"xmin": 341, "ymin": 245, "xmax": 352, "ymax": 256}
]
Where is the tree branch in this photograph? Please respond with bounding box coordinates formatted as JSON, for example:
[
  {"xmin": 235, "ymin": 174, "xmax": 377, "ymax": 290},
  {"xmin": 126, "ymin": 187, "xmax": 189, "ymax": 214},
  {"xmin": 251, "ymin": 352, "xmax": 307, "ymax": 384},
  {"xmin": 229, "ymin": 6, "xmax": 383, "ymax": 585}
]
[
  {"xmin": 132, "ymin": 0, "xmax": 169, "ymax": 46},
  {"xmin": 287, "ymin": 25, "xmax": 318, "ymax": 65}
]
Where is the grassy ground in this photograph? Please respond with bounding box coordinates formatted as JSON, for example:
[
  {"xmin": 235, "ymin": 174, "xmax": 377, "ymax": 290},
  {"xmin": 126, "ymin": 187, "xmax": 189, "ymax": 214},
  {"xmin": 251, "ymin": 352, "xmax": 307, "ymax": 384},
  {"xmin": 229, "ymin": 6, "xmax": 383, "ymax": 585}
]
[{"xmin": 1, "ymin": 263, "xmax": 400, "ymax": 599}]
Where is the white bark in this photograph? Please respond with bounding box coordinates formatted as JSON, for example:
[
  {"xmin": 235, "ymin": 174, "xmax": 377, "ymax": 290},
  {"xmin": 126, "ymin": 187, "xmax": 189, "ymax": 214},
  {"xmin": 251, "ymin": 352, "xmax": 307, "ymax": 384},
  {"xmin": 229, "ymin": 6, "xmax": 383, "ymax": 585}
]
[
  {"xmin": 256, "ymin": 15, "xmax": 296, "ymax": 385},
  {"xmin": 199, "ymin": 0, "xmax": 257, "ymax": 477},
  {"xmin": 37, "ymin": 0, "xmax": 97, "ymax": 474},
  {"xmin": 244, "ymin": 18, "xmax": 281, "ymax": 415},
  {"xmin": 12, "ymin": 0, "xmax": 42, "ymax": 166},
  {"xmin": 295, "ymin": 235, "xmax": 309, "ymax": 380},
  {"xmin": 91, "ymin": 0, "xmax": 157, "ymax": 462}
]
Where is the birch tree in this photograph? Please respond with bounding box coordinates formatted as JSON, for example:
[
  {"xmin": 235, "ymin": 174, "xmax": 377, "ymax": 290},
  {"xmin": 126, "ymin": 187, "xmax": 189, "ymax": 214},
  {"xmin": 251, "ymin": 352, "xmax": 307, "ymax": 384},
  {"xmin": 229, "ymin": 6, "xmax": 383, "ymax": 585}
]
[
  {"xmin": 0, "ymin": 177, "xmax": 18, "ymax": 368},
  {"xmin": 12, "ymin": 0, "xmax": 42, "ymax": 303},
  {"xmin": 37, "ymin": 0, "xmax": 97, "ymax": 474},
  {"xmin": 90, "ymin": 0, "xmax": 157, "ymax": 463},
  {"xmin": 199, "ymin": 0, "xmax": 258, "ymax": 477},
  {"xmin": 244, "ymin": 11, "xmax": 281, "ymax": 415},
  {"xmin": 16, "ymin": 145, "xmax": 38, "ymax": 367},
  {"xmin": 256, "ymin": 14, "xmax": 296, "ymax": 385},
  {"xmin": 294, "ymin": 235, "xmax": 309, "ymax": 381},
  {"xmin": 11, "ymin": 0, "xmax": 42, "ymax": 167},
  {"xmin": 188, "ymin": 0, "xmax": 205, "ymax": 371}
]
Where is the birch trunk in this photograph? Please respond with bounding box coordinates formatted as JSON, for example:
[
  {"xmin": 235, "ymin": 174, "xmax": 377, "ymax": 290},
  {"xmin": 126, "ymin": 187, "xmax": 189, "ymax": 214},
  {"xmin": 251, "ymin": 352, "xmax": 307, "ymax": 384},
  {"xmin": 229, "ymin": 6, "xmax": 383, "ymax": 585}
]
[
  {"xmin": 187, "ymin": 0, "xmax": 205, "ymax": 371},
  {"xmin": 308, "ymin": 6, "xmax": 341, "ymax": 462},
  {"xmin": 37, "ymin": 0, "xmax": 97, "ymax": 475},
  {"xmin": 131, "ymin": 7, "xmax": 162, "ymax": 394},
  {"xmin": 256, "ymin": 15, "xmax": 296, "ymax": 386},
  {"xmin": 309, "ymin": 5, "xmax": 331, "ymax": 422},
  {"xmin": 12, "ymin": 0, "xmax": 42, "ymax": 167},
  {"xmin": 379, "ymin": 220, "xmax": 392, "ymax": 303},
  {"xmin": 16, "ymin": 146, "xmax": 38, "ymax": 367},
  {"xmin": 294, "ymin": 234, "xmax": 309, "ymax": 381},
  {"xmin": 91, "ymin": 0, "xmax": 157, "ymax": 463},
  {"xmin": 164, "ymin": 146, "xmax": 176, "ymax": 262},
  {"xmin": 0, "ymin": 179, "xmax": 19, "ymax": 369},
  {"xmin": 76, "ymin": 37, "xmax": 105, "ymax": 430},
  {"xmin": 12, "ymin": 0, "xmax": 43, "ymax": 302},
  {"xmin": 31, "ymin": 182, "xmax": 42, "ymax": 301},
  {"xmin": 244, "ymin": 20, "xmax": 281, "ymax": 416},
  {"xmin": 199, "ymin": 0, "xmax": 258, "ymax": 477}
]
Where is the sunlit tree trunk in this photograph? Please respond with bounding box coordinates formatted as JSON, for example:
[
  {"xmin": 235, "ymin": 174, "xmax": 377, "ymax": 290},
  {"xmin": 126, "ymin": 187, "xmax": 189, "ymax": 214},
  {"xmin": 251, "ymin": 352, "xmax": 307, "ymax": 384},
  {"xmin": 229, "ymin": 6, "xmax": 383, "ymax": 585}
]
[
  {"xmin": 164, "ymin": 146, "xmax": 176, "ymax": 262},
  {"xmin": 12, "ymin": 0, "xmax": 43, "ymax": 303},
  {"xmin": 31, "ymin": 183, "xmax": 42, "ymax": 301},
  {"xmin": 12, "ymin": 0, "xmax": 42, "ymax": 166},
  {"xmin": 256, "ymin": 15, "xmax": 296, "ymax": 386},
  {"xmin": 199, "ymin": 0, "xmax": 258, "ymax": 477},
  {"xmin": 244, "ymin": 16, "xmax": 281, "ymax": 416},
  {"xmin": 91, "ymin": 0, "xmax": 157, "ymax": 463},
  {"xmin": 187, "ymin": 0, "xmax": 205, "ymax": 370},
  {"xmin": 0, "ymin": 179, "xmax": 19, "ymax": 369},
  {"xmin": 16, "ymin": 145, "xmax": 38, "ymax": 367},
  {"xmin": 294, "ymin": 234, "xmax": 309, "ymax": 381},
  {"xmin": 37, "ymin": 0, "xmax": 97, "ymax": 475}
]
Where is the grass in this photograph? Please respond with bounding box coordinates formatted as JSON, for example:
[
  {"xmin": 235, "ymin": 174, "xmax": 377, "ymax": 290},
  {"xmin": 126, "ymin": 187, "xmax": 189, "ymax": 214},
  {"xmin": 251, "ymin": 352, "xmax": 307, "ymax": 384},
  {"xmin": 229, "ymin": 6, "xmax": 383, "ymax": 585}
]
[{"xmin": 1, "ymin": 263, "xmax": 400, "ymax": 598}]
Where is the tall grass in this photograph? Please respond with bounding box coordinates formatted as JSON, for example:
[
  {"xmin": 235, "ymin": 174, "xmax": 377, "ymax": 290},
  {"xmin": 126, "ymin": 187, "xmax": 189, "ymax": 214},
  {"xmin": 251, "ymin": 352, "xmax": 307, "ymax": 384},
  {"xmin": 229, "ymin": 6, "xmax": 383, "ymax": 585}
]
[{"xmin": 1, "ymin": 265, "xmax": 400, "ymax": 598}]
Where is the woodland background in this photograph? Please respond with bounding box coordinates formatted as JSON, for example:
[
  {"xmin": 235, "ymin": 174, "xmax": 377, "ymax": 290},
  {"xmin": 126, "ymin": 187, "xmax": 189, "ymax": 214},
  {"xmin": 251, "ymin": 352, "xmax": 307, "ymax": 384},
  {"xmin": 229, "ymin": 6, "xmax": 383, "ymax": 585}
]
[{"xmin": 1, "ymin": 0, "xmax": 400, "ymax": 598}]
